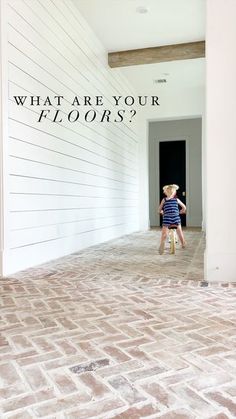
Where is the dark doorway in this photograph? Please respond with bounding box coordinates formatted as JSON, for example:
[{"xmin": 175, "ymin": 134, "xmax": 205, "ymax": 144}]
[{"xmin": 159, "ymin": 140, "xmax": 186, "ymax": 226}]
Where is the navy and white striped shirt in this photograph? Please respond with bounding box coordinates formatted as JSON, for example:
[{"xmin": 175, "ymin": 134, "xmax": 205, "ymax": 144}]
[{"xmin": 162, "ymin": 197, "xmax": 181, "ymax": 226}]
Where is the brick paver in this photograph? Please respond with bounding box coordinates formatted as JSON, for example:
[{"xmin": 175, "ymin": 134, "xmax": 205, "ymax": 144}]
[{"xmin": 0, "ymin": 229, "xmax": 236, "ymax": 418}]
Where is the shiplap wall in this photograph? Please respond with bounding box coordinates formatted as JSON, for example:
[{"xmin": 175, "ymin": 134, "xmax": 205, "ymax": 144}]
[{"xmin": 6, "ymin": 0, "xmax": 140, "ymax": 274}]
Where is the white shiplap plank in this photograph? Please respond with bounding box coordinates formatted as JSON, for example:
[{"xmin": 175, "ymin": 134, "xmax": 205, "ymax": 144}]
[
  {"xmin": 9, "ymin": 157, "xmax": 138, "ymax": 191},
  {"xmin": 10, "ymin": 208, "xmax": 138, "ymax": 230}
]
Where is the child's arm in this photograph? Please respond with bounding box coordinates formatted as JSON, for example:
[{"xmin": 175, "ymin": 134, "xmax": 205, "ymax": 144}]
[
  {"xmin": 177, "ymin": 198, "xmax": 186, "ymax": 214},
  {"xmin": 158, "ymin": 198, "xmax": 165, "ymax": 215}
]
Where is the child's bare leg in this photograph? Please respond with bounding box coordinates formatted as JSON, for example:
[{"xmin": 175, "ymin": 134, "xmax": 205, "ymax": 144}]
[
  {"xmin": 159, "ymin": 226, "xmax": 168, "ymax": 254},
  {"xmin": 177, "ymin": 225, "xmax": 186, "ymax": 247}
]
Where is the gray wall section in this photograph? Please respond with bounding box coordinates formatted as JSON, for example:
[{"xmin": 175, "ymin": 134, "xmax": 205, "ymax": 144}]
[{"xmin": 149, "ymin": 118, "xmax": 202, "ymax": 227}]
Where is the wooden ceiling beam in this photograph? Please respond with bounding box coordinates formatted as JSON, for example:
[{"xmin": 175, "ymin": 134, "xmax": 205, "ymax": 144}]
[{"xmin": 108, "ymin": 41, "xmax": 205, "ymax": 68}]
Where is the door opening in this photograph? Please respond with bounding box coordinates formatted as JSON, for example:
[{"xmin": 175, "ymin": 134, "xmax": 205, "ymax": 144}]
[{"xmin": 159, "ymin": 140, "xmax": 186, "ymax": 226}]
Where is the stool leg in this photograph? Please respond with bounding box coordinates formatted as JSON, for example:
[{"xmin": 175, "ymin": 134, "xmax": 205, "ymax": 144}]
[
  {"xmin": 170, "ymin": 230, "xmax": 176, "ymax": 254},
  {"xmin": 173, "ymin": 230, "xmax": 177, "ymax": 253}
]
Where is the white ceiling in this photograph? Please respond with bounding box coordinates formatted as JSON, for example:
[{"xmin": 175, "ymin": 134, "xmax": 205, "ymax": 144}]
[
  {"xmin": 74, "ymin": 0, "xmax": 205, "ymax": 94},
  {"xmin": 120, "ymin": 57, "xmax": 205, "ymax": 95},
  {"xmin": 74, "ymin": 0, "xmax": 205, "ymax": 52}
]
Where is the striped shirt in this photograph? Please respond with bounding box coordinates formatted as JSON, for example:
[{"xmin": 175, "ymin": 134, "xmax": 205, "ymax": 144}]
[{"xmin": 162, "ymin": 197, "xmax": 181, "ymax": 226}]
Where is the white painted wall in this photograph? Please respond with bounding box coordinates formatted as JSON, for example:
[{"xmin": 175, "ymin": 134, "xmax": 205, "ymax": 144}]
[
  {"xmin": 205, "ymin": 0, "xmax": 236, "ymax": 282},
  {"xmin": 0, "ymin": 0, "xmax": 9, "ymax": 276},
  {"xmin": 2, "ymin": 0, "xmax": 140, "ymax": 275},
  {"xmin": 149, "ymin": 118, "xmax": 202, "ymax": 227},
  {"xmin": 0, "ymin": 1, "xmax": 4, "ymax": 276}
]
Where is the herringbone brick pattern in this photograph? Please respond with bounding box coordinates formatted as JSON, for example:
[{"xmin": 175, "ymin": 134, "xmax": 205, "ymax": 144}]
[{"xmin": 1, "ymin": 229, "xmax": 236, "ymax": 418}]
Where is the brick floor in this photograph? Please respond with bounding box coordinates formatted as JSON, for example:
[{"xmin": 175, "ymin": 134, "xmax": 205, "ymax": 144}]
[{"xmin": 0, "ymin": 229, "xmax": 236, "ymax": 418}]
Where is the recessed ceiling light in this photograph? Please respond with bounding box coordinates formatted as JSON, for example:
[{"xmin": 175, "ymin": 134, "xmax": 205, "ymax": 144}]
[{"xmin": 136, "ymin": 6, "xmax": 149, "ymax": 14}]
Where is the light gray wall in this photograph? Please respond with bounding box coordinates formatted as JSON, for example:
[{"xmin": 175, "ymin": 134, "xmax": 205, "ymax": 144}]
[{"xmin": 149, "ymin": 118, "xmax": 202, "ymax": 227}]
